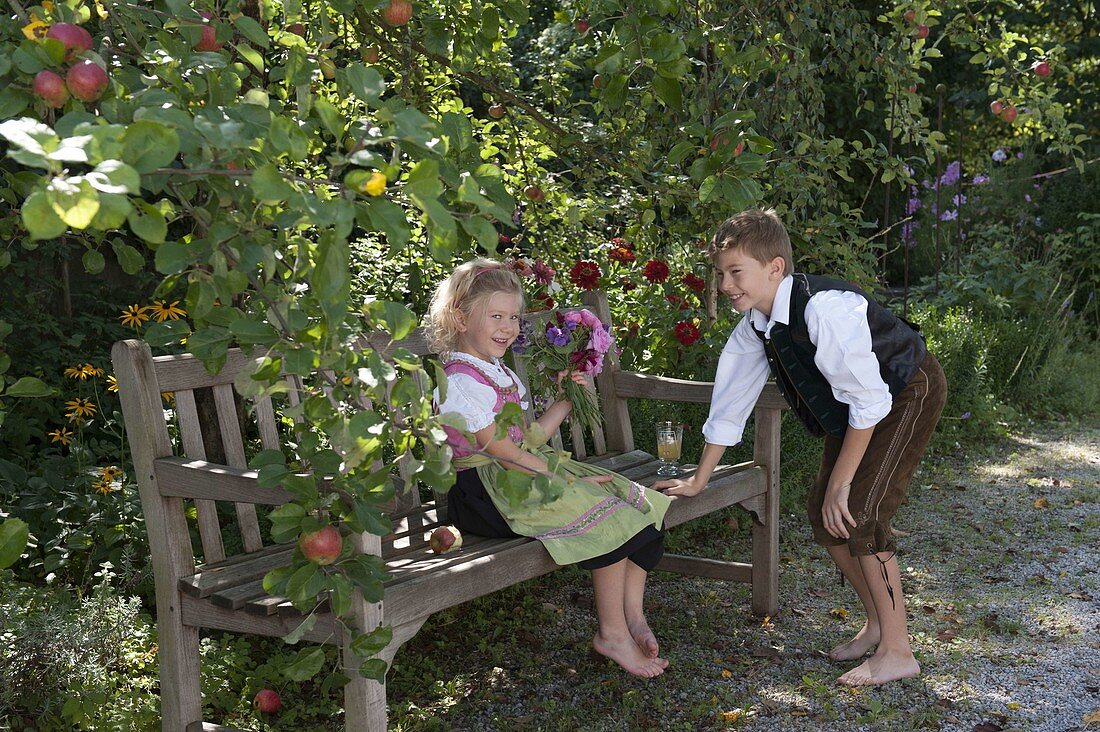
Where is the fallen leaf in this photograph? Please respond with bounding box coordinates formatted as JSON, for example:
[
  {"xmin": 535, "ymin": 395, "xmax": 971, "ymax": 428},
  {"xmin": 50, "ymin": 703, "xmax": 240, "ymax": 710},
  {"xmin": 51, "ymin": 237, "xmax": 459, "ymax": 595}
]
[
  {"xmin": 973, "ymin": 722, "xmax": 1003, "ymax": 732},
  {"xmin": 751, "ymin": 646, "xmax": 780, "ymax": 658},
  {"xmin": 1007, "ymin": 702, "xmax": 1021, "ymax": 710},
  {"xmin": 719, "ymin": 710, "xmax": 745, "ymax": 723},
  {"xmin": 725, "ymin": 516, "xmax": 740, "ymax": 532},
  {"xmin": 1084, "ymin": 709, "xmax": 1100, "ymax": 725},
  {"xmin": 760, "ymin": 615, "xmax": 773, "ymax": 628},
  {"xmin": 721, "ymin": 668, "xmax": 733, "ymax": 679},
  {"xmin": 809, "ymin": 587, "xmax": 829, "ymax": 598},
  {"xmin": 936, "ymin": 628, "xmax": 958, "ymax": 642},
  {"xmin": 1033, "ymin": 497, "xmax": 1049, "ymax": 509},
  {"xmin": 830, "ymin": 606, "xmax": 849, "ymax": 620}
]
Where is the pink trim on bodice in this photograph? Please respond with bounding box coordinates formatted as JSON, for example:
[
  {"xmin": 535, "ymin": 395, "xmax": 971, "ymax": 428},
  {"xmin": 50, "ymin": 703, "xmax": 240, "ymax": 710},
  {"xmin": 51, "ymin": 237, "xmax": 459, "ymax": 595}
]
[{"xmin": 442, "ymin": 359, "xmax": 525, "ymax": 461}]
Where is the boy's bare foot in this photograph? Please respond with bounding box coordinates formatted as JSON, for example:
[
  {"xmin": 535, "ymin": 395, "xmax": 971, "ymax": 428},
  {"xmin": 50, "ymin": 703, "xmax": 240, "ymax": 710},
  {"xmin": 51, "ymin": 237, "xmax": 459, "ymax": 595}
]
[
  {"xmin": 837, "ymin": 649, "xmax": 920, "ymax": 686},
  {"xmin": 593, "ymin": 632, "xmax": 668, "ymax": 678},
  {"xmin": 627, "ymin": 617, "xmax": 659, "ymax": 658},
  {"xmin": 828, "ymin": 622, "xmax": 880, "ymax": 661}
]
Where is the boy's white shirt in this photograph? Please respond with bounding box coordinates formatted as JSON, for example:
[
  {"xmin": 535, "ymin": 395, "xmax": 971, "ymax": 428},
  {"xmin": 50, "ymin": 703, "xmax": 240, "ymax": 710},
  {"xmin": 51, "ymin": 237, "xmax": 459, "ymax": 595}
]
[{"xmin": 702, "ymin": 275, "xmax": 893, "ymax": 447}]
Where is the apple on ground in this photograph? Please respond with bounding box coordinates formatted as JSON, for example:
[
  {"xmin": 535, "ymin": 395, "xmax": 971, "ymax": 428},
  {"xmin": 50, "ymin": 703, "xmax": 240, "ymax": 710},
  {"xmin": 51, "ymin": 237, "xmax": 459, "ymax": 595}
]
[
  {"xmin": 46, "ymin": 23, "xmax": 93, "ymax": 61},
  {"xmin": 66, "ymin": 60, "xmax": 109, "ymax": 102},
  {"xmin": 1032, "ymin": 60, "xmax": 1051, "ymax": 77},
  {"xmin": 33, "ymin": 70, "xmax": 69, "ymax": 108},
  {"xmin": 381, "ymin": 0, "xmax": 413, "ymax": 26},
  {"xmin": 194, "ymin": 11, "xmax": 222, "ymax": 52},
  {"xmin": 298, "ymin": 525, "xmax": 342, "ymax": 565},
  {"xmin": 488, "ymin": 103, "xmax": 505, "ymax": 119},
  {"xmin": 429, "ymin": 526, "xmax": 463, "ymax": 554},
  {"xmin": 254, "ymin": 689, "xmax": 282, "ymax": 714}
]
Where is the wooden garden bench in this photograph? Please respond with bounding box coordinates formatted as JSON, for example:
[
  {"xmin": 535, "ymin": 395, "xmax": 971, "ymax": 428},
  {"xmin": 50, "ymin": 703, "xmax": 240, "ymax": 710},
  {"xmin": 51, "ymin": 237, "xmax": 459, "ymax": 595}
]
[{"xmin": 112, "ymin": 291, "xmax": 787, "ymax": 731}]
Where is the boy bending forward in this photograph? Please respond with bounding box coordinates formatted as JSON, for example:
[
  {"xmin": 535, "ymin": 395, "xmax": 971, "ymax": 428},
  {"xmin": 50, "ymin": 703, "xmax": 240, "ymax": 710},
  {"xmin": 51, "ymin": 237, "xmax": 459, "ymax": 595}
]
[{"xmin": 656, "ymin": 209, "xmax": 946, "ymax": 685}]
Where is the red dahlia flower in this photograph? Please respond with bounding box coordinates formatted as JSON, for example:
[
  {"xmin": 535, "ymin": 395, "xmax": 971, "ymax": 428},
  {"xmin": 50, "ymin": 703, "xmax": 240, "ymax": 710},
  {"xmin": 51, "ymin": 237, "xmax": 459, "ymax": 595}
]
[
  {"xmin": 569, "ymin": 260, "xmax": 601, "ymax": 290},
  {"xmin": 643, "ymin": 259, "xmax": 670, "ymax": 283},
  {"xmin": 674, "ymin": 321, "xmax": 701, "ymax": 346},
  {"xmin": 609, "ymin": 246, "xmax": 636, "ymax": 264},
  {"xmin": 682, "ymin": 273, "xmax": 706, "ymax": 294}
]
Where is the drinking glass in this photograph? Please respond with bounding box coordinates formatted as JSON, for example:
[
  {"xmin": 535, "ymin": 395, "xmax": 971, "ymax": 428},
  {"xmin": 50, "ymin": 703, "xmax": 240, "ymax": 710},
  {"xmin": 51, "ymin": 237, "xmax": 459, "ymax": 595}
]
[{"xmin": 655, "ymin": 422, "xmax": 683, "ymax": 477}]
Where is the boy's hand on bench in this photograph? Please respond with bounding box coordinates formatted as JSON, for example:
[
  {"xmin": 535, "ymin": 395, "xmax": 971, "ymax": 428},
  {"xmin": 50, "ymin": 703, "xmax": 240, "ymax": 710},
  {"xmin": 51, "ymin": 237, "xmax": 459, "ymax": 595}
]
[{"xmin": 653, "ymin": 478, "xmax": 703, "ymax": 497}]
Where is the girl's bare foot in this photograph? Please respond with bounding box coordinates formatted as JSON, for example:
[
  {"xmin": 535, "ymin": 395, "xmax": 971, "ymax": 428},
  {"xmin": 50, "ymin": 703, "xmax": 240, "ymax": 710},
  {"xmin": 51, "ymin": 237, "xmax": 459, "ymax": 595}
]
[
  {"xmin": 592, "ymin": 632, "xmax": 668, "ymax": 678},
  {"xmin": 627, "ymin": 617, "xmax": 660, "ymax": 658},
  {"xmin": 837, "ymin": 649, "xmax": 920, "ymax": 686},
  {"xmin": 828, "ymin": 621, "xmax": 880, "ymax": 661}
]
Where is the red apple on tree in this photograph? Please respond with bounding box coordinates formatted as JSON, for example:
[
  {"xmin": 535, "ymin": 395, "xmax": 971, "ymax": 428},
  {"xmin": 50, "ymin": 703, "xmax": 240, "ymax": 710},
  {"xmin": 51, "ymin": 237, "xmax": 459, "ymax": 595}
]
[
  {"xmin": 915, "ymin": 24, "xmax": 929, "ymax": 39},
  {"xmin": 989, "ymin": 100, "xmax": 1003, "ymax": 115},
  {"xmin": 381, "ymin": 0, "xmax": 413, "ymax": 26},
  {"xmin": 194, "ymin": 11, "xmax": 222, "ymax": 52},
  {"xmin": 286, "ymin": 22, "xmax": 306, "ymax": 37},
  {"xmin": 66, "ymin": 60, "xmax": 109, "ymax": 102},
  {"xmin": 488, "ymin": 103, "xmax": 505, "ymax": 119},
  {"xmin": 254, "ymin": 689, "xmax": 282, "ymax": 714},
  {"xmin": 46, "ymin": 23, "xmax": 93, "ymax": 61},
  {"xmin": 33, "ymin": 70, "xmax": 69, "ymax": 108},
  {"xmin": 361, "ymin": 45, "xmax": 380, "ymax": 63},
  {"xmin": 524, "ymin": 184, "xmax": 545, "ymax": 202},
  {"xmin": 592, "ymin": 73, "xmax": 604, "ymax": 89},
  {"xmin": 903, "ymin": 8, "xmax": 916, "ymax": 24},
  {"xmin": 1000, "ymin": 104, "xmax": 1018, "ymax": 123},
  {"xmin": 1032, "ymin": 60, "xmax": 1051, "ymax": 77},
  {"xmin": 298, "ymin": 525, "xmax": 342, "ymax": 565},
  {"xmin": 575, "ymin": 18, "xmax": 590, "ymax": 34}
]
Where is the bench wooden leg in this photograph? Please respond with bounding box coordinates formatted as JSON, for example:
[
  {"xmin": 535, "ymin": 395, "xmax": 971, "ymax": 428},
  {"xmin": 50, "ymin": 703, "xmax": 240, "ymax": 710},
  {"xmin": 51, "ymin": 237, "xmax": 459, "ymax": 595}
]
[
  {"xmin": 343, "ymin": 617, "xmax": 427, "ymax": 732},
  {"xmin": 751, "ymin": 407, "xmax": 782, "ymax": 617},
  {"xmin": 158, "ymin": 605, "xmax": 204, "ymax": 730}
]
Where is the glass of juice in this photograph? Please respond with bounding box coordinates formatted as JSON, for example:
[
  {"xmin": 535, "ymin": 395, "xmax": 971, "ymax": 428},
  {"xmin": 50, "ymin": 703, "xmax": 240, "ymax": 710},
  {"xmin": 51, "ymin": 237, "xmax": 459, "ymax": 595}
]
[{"xmin": 655, "ymin": 422, "xmax": 683, "ymax": 477}]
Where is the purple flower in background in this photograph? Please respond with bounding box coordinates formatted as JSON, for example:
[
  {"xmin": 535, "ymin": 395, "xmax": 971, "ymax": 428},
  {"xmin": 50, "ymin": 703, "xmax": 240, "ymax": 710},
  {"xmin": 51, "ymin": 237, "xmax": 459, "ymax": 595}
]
[
  {"xmin": 972, "ymin": 174, "xmax": 990, "ymax": 185},
  {"xmin": 1017, "ymin": 151, "xmax": 1025, "ymax": 160},
  {"xmin": 953, "ymin": 193, "xmax": 967, "ymax": 207},
  {"xmin": 922, "ymin": 178, "xmax": 935, "ymax": 190},
  {"xmin": 992, "ymin": 148, "xmax": 1007, "ymax": 162},
  {"xmin": 906, "ymin": 197, "xmax": 922, "ymax": 215},
  {"xmin": 902, "ymin": 221, "xmax": 919, "ymax": 248},
  {"xmin": 904, "ymin": 165, "xmax": 914, "ymax": 177},
  {"xmin": 1025, "ymin": 194, "xmax": 1032, "ymax": 203},
  {"xmin": 940, "ymin": 161, "xmax": 961, "ymax": 187},
  {"xmin": 960, "ymin": 412, "xmax": 971, "ymax": 420},
  {"xmin": 940, "ymin": 209, "xmax": 958, "ymax": 221},
  {"xmin": 545, "ymin": 324, "xmax": 571, "ymax": 347}
]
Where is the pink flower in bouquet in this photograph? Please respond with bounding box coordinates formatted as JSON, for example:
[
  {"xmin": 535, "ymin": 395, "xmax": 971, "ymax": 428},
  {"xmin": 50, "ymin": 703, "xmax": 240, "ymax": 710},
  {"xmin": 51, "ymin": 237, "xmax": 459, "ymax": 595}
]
[{"xmin": 587, "ymin": 321, "xmax": 613, "ymax": 355}]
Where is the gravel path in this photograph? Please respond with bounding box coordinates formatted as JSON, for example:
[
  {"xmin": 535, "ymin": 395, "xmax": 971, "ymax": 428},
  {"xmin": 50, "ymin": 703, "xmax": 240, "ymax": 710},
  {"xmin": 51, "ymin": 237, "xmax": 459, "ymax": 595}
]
[{"xmin": 389, "ymin": 422, "xmax": 1100, "ymax": 731}]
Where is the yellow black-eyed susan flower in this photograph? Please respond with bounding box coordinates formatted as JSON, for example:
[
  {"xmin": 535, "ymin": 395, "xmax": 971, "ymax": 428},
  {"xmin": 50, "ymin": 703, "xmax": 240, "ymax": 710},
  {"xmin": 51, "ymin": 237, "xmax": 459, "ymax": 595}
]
[
  {"xmin": 161, "ymin": 391, "xmax": 175, "ymax": 405},
  {"xmin": 106, "ymin": 374, "xmax": 119, "ymax": 392},
  {"xmin": 93, "ymin": 480, "xmax": 115, "ymax": 495},
  {"xmin": 64, "ymin": 365, "xmax": 84, "ymax": 379},
  {"xmin": 149, "ymin": 300, "xmax": 187, "ymax": 322},
  {"xmin": 65, "ymin": 398, "xmax": 97, "ymax": 421},
  {"xmin": 99, "ymin": 466, "xmax": 124, "ymax": 481},
  {"xmin": 48, "ymin": 427, "xmax": 74, "ymax": 446},
  {"xmin": 119, "ymin": 304, "xmax": 151, "ymax": 329},
  {"xmin": 83, "ymin": 363, "xmax": 105, "ymax": 378}
]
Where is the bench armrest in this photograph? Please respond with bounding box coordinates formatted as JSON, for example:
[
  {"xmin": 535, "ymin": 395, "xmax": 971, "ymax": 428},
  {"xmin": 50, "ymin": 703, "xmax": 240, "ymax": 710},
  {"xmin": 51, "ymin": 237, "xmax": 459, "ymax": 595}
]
[{"xmin": 614, "ymin": 371, "xmax": 788, "ymax": 410}]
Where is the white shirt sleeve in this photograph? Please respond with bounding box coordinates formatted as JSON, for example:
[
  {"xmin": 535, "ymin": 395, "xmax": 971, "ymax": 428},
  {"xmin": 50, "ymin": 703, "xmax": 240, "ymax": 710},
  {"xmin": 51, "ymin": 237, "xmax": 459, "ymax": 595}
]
[
  {"xmin": 702, "ymin": 316, "xmax": 771, "ymax": 446},
  {"xmin": 436, "ymin": 373, "xmax": 499, "ymax": 432},
  {"xmin": 805, "ymin": 290, "xmax": 892, "ymax": 429}
]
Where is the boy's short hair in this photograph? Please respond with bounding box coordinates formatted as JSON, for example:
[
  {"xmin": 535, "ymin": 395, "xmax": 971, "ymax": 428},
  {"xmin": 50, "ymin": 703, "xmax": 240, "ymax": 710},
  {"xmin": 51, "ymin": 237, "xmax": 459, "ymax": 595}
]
[{"xmin": 707, "ymin": 208, "xmax": 794, "ymax": 276}]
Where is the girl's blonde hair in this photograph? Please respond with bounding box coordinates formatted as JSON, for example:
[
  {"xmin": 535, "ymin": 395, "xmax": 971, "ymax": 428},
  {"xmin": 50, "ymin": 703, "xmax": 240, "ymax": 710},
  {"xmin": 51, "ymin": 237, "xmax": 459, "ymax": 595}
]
[{"xmin": 426, "ymin": 258, "xmax": 525, "ymax": 358}]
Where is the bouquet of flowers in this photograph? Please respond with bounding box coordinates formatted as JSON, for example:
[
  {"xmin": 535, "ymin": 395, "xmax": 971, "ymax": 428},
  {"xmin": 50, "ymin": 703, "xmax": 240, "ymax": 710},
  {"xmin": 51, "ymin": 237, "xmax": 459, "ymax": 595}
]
[{"xmin": 519, "ymin": 308, "xmax": 613, "ymax": 432}]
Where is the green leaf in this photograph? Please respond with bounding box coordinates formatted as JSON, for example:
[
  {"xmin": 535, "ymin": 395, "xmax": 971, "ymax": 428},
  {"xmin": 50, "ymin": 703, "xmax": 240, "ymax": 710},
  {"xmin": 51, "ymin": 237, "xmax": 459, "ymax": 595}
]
[
  {"xmin": 111, "ymin": 240, "xmax": 145, "ymax": 274},
  {"xmin": 119, "ymin": 121, "xmax": 181, "ymax": 174},
  {"xmin": 229, "ymin": 318, "xmax": 278, "ymax": 345},
  {"xmin": 460, "ymin": 216, "xmax": 499, "ymax": 251},
  {"xmin": 47, "ymin": 177, "xmax": 100, "ymax": 229},
  {"xmin": 366, "ymin": 301, "xmax": 416, "ymax": 340},
  {"xmin": 345, "ymin": 63, "xmax": 386, "ymax": 105},
  {"xmin": 349, "ymin": 625, "xmax": 393, "ymax": 658},
  {"xmin": 21, "ymin": 190, "xmax": 67, "ymax": 240},
  {"xmin": 128, "ymin": 201, "xmax": 167, "ymax": 244},
  {"xmin": 652, "ymin": 76, "xmax": 682, "ymax": 110},
  {"xmin": 283, "ymin": 647, "xmax": 326, "ymax": 681},
  {"xmin": 6, "ymin": 376, "xmax": 57, "ymax": 397},
  {"xmin": 144, "ymin": 319, "xmax": 192, "ymax": 347},
  {"xmin": 233, "ymin": 14, "xmax": 271, "ymax": 48},
  {"xmin": 251, "ymin": 163, "xmax": 295, "ymax": 204},
  {"xmin": 91, "ymin": 194, "xmax": 133, "ymax": 230},
  {"xmin": 365, "ymin": 198, "xmax": 411, "ymax": 250},
  {"xmin": 0, "ymin": 117, "xmax": 57, "ymax": 169},
  {"xmin": 0, "ymin": 519, "xmax": 29, "ymax": 570},
  {"xmin": 0, "ymin": 89, "xmax": 31, "ymax": 121},
  {"xmin": 313, "ymin": 97, "xmax": 343, "ymax": 141},
  {"xmin": 155, "ymin": 241, "xmax": 191, "ymax": 274},
  {"xmin": 82, "ymin": 248, "xmax": 106, "ymax": 274},
  {"xmin": 87, "ymin": 160, "xmax": 141, "ymax": 195},
  {"xmin": 286, "ymin": 562, "xmax": 326, "ymax": 606},
  {"xmin": 283, "ymin": 613, "xmax": 317, "ymax": 644}
]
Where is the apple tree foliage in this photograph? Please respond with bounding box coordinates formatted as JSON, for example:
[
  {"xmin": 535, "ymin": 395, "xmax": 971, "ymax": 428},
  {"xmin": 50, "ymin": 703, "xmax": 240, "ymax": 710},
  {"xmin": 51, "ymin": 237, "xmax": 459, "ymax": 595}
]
[{"xmin": 0, "ymin": 0, "xmax": 1087, "ymax": 683}]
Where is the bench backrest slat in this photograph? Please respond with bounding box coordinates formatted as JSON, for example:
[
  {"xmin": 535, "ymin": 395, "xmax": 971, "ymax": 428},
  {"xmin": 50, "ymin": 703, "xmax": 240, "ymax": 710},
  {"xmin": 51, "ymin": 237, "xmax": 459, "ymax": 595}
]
[
  {"xmin": 211, "ymin": 383, "xmax": 264, "ymax": 554},
  {"xmin": 174, "ymin": 388, "xmax": 227, "ymax": 563}
]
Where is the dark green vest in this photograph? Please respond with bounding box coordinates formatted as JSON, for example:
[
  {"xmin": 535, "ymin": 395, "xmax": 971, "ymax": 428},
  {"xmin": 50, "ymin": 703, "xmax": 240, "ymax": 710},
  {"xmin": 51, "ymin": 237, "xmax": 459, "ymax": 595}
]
[{"xmin": 751, "ymin": 274, "xmax": 927, "ymax": 438}]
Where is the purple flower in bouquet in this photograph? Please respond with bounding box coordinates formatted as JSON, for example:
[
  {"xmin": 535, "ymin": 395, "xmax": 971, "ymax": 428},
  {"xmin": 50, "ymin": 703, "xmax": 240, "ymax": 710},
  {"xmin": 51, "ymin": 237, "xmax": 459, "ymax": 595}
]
[{"xmin": 524, "ymin": 307, "xmax": 614, "ymax": 431}]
